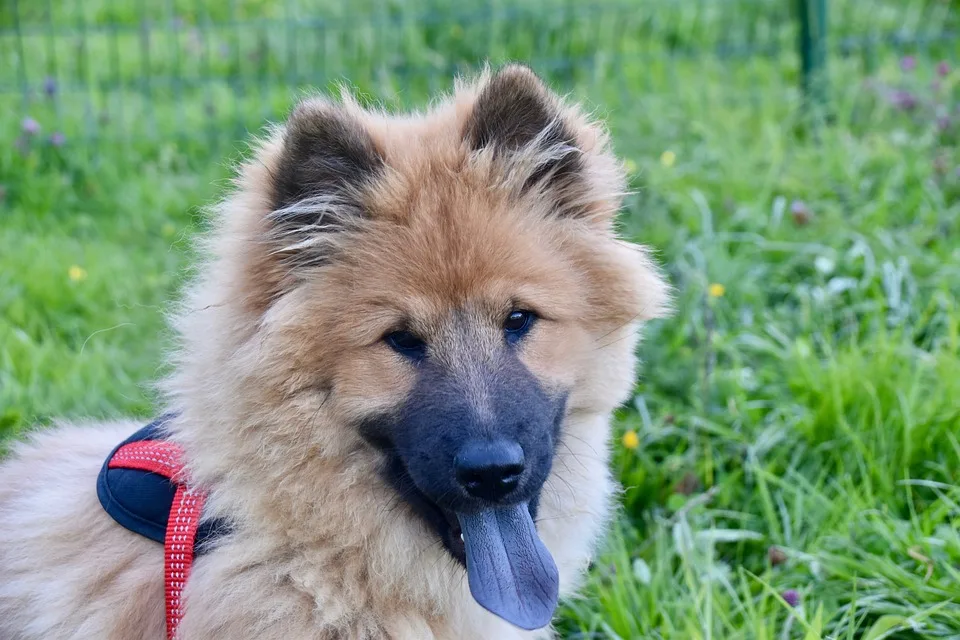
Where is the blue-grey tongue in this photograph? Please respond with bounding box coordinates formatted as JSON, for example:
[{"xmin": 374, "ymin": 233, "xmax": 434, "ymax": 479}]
[{"xmin": 457, "ymin": 503, "xmax": 559, "ymax": 631}]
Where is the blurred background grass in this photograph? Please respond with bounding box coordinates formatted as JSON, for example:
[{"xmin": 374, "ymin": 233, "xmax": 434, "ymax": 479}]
[{"xmin": 2, "ymin": 0, "xmax": 959, "ymax": 638}]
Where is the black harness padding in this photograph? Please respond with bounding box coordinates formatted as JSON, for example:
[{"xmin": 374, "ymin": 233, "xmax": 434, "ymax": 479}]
[{"xmin": 96, "ymin": 413, "xmax": 229, "ymax": 554}]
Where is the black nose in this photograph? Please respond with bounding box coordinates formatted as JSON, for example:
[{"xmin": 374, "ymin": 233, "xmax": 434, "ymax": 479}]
[{"xmin": 454, "ymin": 440, "xmax": 525, "ymax": 502}]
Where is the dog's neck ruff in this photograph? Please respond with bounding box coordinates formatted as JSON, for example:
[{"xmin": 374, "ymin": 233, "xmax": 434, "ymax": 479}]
[{"xmin": 96, "ymin": 414, "xmax": 219, "ymax": 640}]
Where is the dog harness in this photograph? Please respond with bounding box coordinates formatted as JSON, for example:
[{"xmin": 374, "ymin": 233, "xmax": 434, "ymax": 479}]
[{"xmin": 97, "ymin": 414, "xmax": 225, "ymax": 640}]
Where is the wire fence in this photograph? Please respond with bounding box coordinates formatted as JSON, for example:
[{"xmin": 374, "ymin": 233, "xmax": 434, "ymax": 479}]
[{"xmin": 2, "ymin": 0, "xmax": 957, "ymax": 152}]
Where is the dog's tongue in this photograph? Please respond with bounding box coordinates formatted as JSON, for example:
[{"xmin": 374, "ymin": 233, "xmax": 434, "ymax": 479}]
[{"xmin": 456, "ymin": 503, "xmax": 559, "ymax": 631}]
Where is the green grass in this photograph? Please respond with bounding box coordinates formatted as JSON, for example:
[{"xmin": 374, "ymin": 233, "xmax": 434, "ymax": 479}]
[{"xmin": 2, "ymin": 0, "xmax": 960, "ymax": 637}]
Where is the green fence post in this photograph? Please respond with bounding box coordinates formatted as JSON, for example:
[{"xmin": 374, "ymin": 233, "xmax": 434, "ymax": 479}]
[{"xmin": 797, "ymin": 0, "xmax": 828, "ymax": 112}]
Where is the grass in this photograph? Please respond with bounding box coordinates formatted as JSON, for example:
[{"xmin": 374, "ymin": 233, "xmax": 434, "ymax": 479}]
[{"xmin": 2, "ymin": 0, "xmax": 960, "ymax": 637}]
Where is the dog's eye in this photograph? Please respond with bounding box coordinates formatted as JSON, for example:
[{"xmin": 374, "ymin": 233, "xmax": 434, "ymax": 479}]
[
  {"xmin": 503, "ymin": 310, "xmax": 536, "ymax": 344},
  {"xmin": 385, "ymin": 330, "xmax": 427, "ymax": 360}
]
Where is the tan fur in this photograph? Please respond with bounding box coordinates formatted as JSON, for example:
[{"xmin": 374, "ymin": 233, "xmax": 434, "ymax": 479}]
[
  {"xmin": 0, "ymin": 65, "xmax": 669, "ymax": 639},
  {"xmin": 0, "ymin": 422, "xmax": 166, "ymax": 639}
]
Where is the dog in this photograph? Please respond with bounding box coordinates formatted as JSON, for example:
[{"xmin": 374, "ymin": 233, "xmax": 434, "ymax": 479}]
[{"xmin": 0, "ymin": 64, "xmax": 668, "ymax": 639}]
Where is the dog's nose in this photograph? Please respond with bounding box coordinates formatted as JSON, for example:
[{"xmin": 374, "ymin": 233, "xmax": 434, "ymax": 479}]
[{"xmin": 454, "ymin": 440, "xmax": 525, "ymax": 502}]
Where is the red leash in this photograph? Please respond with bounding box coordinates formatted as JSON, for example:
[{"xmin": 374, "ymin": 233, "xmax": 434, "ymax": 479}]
[{"xmin": 108, "ymin": 441, "xmax": 206, "ymax": 640}]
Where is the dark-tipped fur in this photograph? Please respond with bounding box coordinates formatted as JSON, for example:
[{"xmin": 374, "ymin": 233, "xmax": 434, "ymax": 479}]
[
  {"xmin": 464, "ymin": 65, "xmax": 584, "ymax": 208},
  {"xmin": 272, "ymin": 100, "xmax": 384, "ymax": 211},
  {"xmin": 266, "ymin": 100, "xmax": 384, "ymax": 267}
]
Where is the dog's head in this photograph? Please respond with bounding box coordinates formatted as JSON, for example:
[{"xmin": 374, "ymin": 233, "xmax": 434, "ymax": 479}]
[{"xmin": 172, "ymin": 64, "xmax": 668, "ymax": 630}]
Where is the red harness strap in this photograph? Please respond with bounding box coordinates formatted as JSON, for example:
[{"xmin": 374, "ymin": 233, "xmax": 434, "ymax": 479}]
[{"xmin": 108, "ymin": 440, "xmax": 206, "ymax": 640}]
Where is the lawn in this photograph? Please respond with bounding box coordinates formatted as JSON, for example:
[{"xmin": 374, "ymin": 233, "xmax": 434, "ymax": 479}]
[{"xmin": 2, "ymin": 0, "xmax": 959, "ymax": 638}]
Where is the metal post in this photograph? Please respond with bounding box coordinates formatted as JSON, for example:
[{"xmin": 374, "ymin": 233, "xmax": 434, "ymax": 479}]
[
  {"xmin": 12, "ymin": 0, "xmax": 29, "ymax": 116},
  {"xmin": 797, "ymin": 0, "xmax": 828, "ymax": 112}
]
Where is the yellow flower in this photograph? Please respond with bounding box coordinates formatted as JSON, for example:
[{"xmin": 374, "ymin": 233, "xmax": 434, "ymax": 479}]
[
  {"xmin": 68, "ymin": 265, "xmax": 87, "ymax": 282},
  {"xmin": 708, "ymin": 283, "xmax": 725, "ymax": 298},
  {"xmin": 162, "ymin": 222, "xmax": 176, "ymax": 238},
  {"xmin": 622, "ymin": 430, "xmax": 640, "ymax": 450},
  {"xmin": 623, "ymin": 158, "xmax": 638, "ymax": 175},
  {"xmin": 660, "ymin": 150, "xmax": 676, "ymax": 168}
]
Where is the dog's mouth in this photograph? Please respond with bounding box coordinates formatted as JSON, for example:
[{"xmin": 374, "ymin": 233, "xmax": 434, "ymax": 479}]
[
  {"xmin": 382, "ymin": 455, "xmax": 468, "ymax": 560},
  {"xmin": 382, "ymin": 454, "xmax": 559, "ymax": 631},
  {"xmin": 435, "ymin": 497, "xmax": 467, "ymax": 561}
]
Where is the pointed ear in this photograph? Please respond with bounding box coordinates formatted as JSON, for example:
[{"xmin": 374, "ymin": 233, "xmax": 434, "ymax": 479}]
[
  {"xmin": 266, "ymin": 98, "xmax": 384, "ymax": 265},
  {"xmin": 464, "ymin": 64, "xmax": 587, "ymax": 212},
  {"xmin": 466, "ymin": 65, "xmax": 569, "ymax": 151}
]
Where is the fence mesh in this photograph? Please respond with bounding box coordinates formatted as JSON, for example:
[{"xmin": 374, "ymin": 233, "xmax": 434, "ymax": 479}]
[{"xmin": 2, "ymin": 0, "xmax": 957, "ymax": 153}]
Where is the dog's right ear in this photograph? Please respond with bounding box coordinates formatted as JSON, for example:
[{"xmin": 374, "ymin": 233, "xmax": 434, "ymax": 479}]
[{"xmin": 266, "ymin": 98, "xmax": 384, "ymax": 267}]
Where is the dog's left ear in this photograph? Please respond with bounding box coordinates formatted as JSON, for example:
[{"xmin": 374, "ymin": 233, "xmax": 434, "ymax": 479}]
[{"xmin": 465, "ymin": 64, "xmax": 616, "ymax": 220}]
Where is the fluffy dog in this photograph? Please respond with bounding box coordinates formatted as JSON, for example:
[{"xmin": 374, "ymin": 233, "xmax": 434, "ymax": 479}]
[{"xmin": 0, "ymin": 64, "xmax": 668, "ymax": 639}]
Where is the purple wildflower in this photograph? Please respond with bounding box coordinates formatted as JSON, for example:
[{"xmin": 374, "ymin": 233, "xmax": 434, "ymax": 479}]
[
  {"xmin": 781, "ymin": 589, "xmax": 800, "ymax": 607},
  {"xmin": 937, "ymin": 61, "xmax": 949, "ymax": 77},
  {"xmin": 50, "ymin": 132, "xmax": 66, "ymax": 147},
  {"xmin": 43, "ymin": 76, "xmax": 58, "ymax": 97},
  {"xmin": 890, "ymin": 89, "xmax": 918, "ymax": 111},
  {"xmin": 187, "ymin": 29, "xmax": 203, "ymax": 53},
  {"xmin": 901, "ymin": 56, "xmax": 916, "ymax": 72},
  {"xmin": 21, "ymin": 117, "xmax": 40, "ymax": 135},
  {"xmin": 768, "ymin": 546, "xmax": 788, "ymax": 566},
  {"xmin": 674, "ymin": 472, "xmax": 700, "ymax": 496},
  {"xmin": 790, "ymin": 199, "xmax": 812, "ymax": 225}
]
